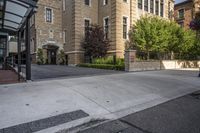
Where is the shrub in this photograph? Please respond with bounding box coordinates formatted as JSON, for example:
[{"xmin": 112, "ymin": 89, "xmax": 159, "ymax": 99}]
[
  {"xmin": 92, "ymin": 57, "xmax": 124, "ymax": 66},
  {"xmin": 78, "ymin": 63, "xmax": 124, "ymax": 71},
  {"xmin": 36, "ymin": 48, "xmax": 44, "ymax": 65},
  {"xmin": 58, "ymin": 50, "xmax": 66, "ymax": 65}
]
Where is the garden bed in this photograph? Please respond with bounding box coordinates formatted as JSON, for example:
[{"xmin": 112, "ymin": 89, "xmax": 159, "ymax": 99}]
[{"xmin": 78, "ymin": 63, "xmax": 124, "ymax": 71}]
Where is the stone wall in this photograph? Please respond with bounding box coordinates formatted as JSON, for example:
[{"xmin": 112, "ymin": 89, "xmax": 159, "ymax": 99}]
[{"xmin": 125, "ymin": 50, "xmax": 200, "ymax": 72}]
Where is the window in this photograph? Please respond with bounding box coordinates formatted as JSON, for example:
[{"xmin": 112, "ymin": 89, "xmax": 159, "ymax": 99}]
[
  {"xmin": 150, "ymin": 0, "xmax": 154, "ymax": 13},
  {"xmin": 138, "ymin": 0, "xmax": 142, "ymax": 9},
  {"xmin": 84, "ymin": 19, "xmax": 90, "ymax": 36},
  {"xmin": 178, "ymin": 9, "xmax": 184, "ymax": 19},
  {"xmin": 160, "ymin": 0, "xmax": 164, "ymax": 17},
  {"xmin": 85, "ymin": 0, "xmax": 90, "ymax": 6},
  {"xmin": 103, "ymin": 0, "xmax": 108, "ymax": 5},
  {"xmin": 123, "ymin": 0, "xmax": 128, "ymax": 3},
  {"xmin": 46, "ymin": 8, "xmax": 52, "ymax": 23},
  {"xmin": 155, "ymin": 0, "xmax": 159, "ymax": 15},
  {"xmin": 123, "ymin": 17, "xmax": 128, "ymax": 39},
  {"xmin": 63, "ymin": 0, "xmax": 66, "ymax": 11},
  {"xmin": 144, "ymin": 0, "xmax": 148, "ymax": 11},
  {"xmin": 104, "ymin": 17, "xmax": 109, "ymax": 39},
  {"xmin": 63, "ymin": 31, "xmax": 66, "ymax": 43}
]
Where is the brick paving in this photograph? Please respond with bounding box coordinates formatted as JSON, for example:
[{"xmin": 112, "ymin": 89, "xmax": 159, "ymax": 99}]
[{"xmin": 0, "ymin": 69, "xmax": 22, "ymax": 84}]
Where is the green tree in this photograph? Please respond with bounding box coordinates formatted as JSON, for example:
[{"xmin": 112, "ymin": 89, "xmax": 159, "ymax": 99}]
[
  {"xmin": 82, "ymin": 24, "xmax": 110, "ymax": 61},
  {"xmin": 129, "ymin": 16, "xmax": 198, "ymax": 60},
  {"xmin": 129, "ymin": 16, "xmax": 169, "ymax": 60}
]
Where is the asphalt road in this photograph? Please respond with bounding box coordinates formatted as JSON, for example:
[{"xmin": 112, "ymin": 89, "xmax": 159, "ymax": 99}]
[
  {"xmin": 79, "ymin": 91, "xmax": 200, "ymax": 133},
  {"xmin": 31, "ymin": 64, "xmax": 122, "ymax": 81}
]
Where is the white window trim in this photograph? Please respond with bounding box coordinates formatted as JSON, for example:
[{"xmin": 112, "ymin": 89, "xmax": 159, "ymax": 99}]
[
  {"xmin": 103, "ymin": 16, "xmax": 109, "ymax": 38},
  {"xmin": 103, "ymin": 0, "xmax": 108, "ymax": 5},
  {"xmin": 45, "ymin": 7, "xmax": 54, "ymax": 24},
  {"xmin": 122, "ymin": 16, "xmax": 129, "ymax": 40}
]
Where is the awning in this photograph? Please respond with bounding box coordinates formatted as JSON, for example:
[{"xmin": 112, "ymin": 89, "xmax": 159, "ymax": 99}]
[{"xmin": 0, "ymin": 0, "xmax": 37, "ymax": 34}]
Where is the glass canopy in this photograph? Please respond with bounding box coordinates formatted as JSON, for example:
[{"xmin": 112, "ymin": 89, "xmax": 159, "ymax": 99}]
[{"xmin": 0, "ymin": 0, "xmax": 37, "ymax": 34}]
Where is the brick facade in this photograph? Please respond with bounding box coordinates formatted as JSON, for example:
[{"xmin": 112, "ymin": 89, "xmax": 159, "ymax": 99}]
[
  {"xmin": 31, "ymin": 0, "xmax": 174, "ymax": 65},
  {"xmin": 174, "ymin": 0, "xmax": 200, "ymax": 29},
  {"xmin": 174, "ymin": 0, "xmax": 194, "ymax": 29},
  {"xmin": 31, "ymin": 0, "xmax": 63, "ymax": 64}
]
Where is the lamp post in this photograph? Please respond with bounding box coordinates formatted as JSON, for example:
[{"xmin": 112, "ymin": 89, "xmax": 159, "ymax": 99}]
[{"xmin": 199, "ymin": 67, "xmax": 200, "ymax": 77}]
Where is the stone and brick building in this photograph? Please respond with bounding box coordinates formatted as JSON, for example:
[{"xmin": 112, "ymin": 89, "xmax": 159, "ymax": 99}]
[
  {"xmin": 174, "ymin": 0, "xmax": 200, "ymax": 29},
  {"xmin": 31, "ymin": 0, "xmax": 174, "ymax": 65},
  {"xmin": 30, "ymin": 0, "xmax": 63, "ymax": 64}
]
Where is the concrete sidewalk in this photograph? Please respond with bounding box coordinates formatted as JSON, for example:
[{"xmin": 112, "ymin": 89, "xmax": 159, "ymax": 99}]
[{"xmin": 0, "ymin": 70, "xmax": 199, "ymax": 132}]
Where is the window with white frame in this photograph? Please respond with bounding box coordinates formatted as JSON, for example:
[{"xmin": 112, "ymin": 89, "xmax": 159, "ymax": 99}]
[
  {"xmin": 84, "ymin": 19, "xmax": 90, "ymax": 36},
  {"xmin": 138, "ymin": 0, "xmax": 142, "ymax": 9},
  {"xmin": 123, "ymin": 17, "xmax": 128, "ymax": 39},
  {"xmin": 155, "ymin": 0, "xmax": 159, "ymax": 15},
  {"xmin": 104, "ymin": 17, "xmax": 109, "ymax": 39},
  {"xmin": 103, "ymin": 0, "xmax": 108, "ymax": 5},
  {"xmin": 160, "ymin": 0, "xmax": 164, "ymax": 17},
  {"xmin": 144, "ymin": 0, "xmax": 148, "ymax": 11},
  {"xmin": 150, "ymin": 0, "xmax": 154, "ymax": 13},
  {"xmin": 46, "ymin": 8, "xmax": 52, "ymax": 23}
]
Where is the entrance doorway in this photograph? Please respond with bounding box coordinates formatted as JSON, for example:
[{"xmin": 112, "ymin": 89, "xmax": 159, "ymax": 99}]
[
  {"xmin": 43, "ymin": 44, "xmax": 58, "ymax": 64},
  {"xmin": 47, "ymin": 49, "xmax": 57, "ymax": 64}
]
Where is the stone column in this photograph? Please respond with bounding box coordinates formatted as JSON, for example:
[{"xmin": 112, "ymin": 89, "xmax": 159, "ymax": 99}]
[{"xmin": 125, "ymin": 50, "xmax": 136, "ymax": 72}]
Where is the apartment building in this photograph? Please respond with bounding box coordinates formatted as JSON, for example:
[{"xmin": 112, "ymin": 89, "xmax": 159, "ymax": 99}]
[
  {"xmin": 63, "ymin": 0, "xmax": 174, "ymax": 65},
  {"xmin": 174, "ymin": 0, "xmax": 200, "ymax": 29},
  {"xmin": 31, "ymin": 0, "xmax": 174, "ymax": 65}
]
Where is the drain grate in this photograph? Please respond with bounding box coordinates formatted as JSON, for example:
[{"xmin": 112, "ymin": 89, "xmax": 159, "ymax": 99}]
[{"xmin": 0, "ymin": 110, "xmax": 89, "ymax": 133}]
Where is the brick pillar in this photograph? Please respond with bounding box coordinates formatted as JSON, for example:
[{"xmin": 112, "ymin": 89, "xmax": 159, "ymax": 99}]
[{"xmin": 125, "ymin": 50, "xmax": 136, "ymax": 72}]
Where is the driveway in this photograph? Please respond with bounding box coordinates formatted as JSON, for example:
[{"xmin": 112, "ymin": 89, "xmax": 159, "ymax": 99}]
[
  {"xmin": 31, "ymin": 64, "xmax": 123, "ymax": 81},
  {"xmin": 0, "ymin": 69, "xmax": 199, "ymax": 132}
]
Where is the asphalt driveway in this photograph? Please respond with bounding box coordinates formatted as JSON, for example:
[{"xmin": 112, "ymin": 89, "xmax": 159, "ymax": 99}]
[{"xmin": 31, "ymin": 64, "xmax": 123, "ymax": 81}]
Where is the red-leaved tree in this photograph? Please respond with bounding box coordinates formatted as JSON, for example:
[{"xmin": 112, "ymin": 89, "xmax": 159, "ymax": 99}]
[{"xmin": 82, "ymin": 24, "xmax": 110, "ymax": 60}]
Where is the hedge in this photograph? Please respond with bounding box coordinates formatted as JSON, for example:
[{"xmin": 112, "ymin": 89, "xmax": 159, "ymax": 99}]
[{"xmin": 78, "ymin": 63, "xmax": 124, "ymax": 71}]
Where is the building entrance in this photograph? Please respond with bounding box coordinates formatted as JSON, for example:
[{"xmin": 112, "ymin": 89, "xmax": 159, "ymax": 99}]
[{"xmin": 43, "ymin": 44, "xmax": 58, "ymax": 64}]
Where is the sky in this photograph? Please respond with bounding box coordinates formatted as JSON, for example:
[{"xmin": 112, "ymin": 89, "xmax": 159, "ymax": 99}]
[{"xmin": 175, "ymin": 0, "xmax": 187, "ymax": 4}]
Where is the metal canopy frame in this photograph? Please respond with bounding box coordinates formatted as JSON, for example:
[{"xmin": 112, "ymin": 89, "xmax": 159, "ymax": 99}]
[
  {"xmin": 0, "ymin": 0, "xmax": 37, "ymax": 80},
  {"xmin": 0, "ymin": 0, "xmax": 37, "ymax": 34}
]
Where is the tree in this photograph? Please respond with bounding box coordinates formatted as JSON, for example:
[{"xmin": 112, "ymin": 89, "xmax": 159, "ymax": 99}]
[
  {"xmin": 129, "ymin": 16, "xmax": 198, "ymax": 60},
  {"xmin": 82, "ymin": 24, "xmax": 110, "ymax": 61},
  {"xmin": 129, "ymin": 16, "xmax": 169, "ymax": 60}
]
